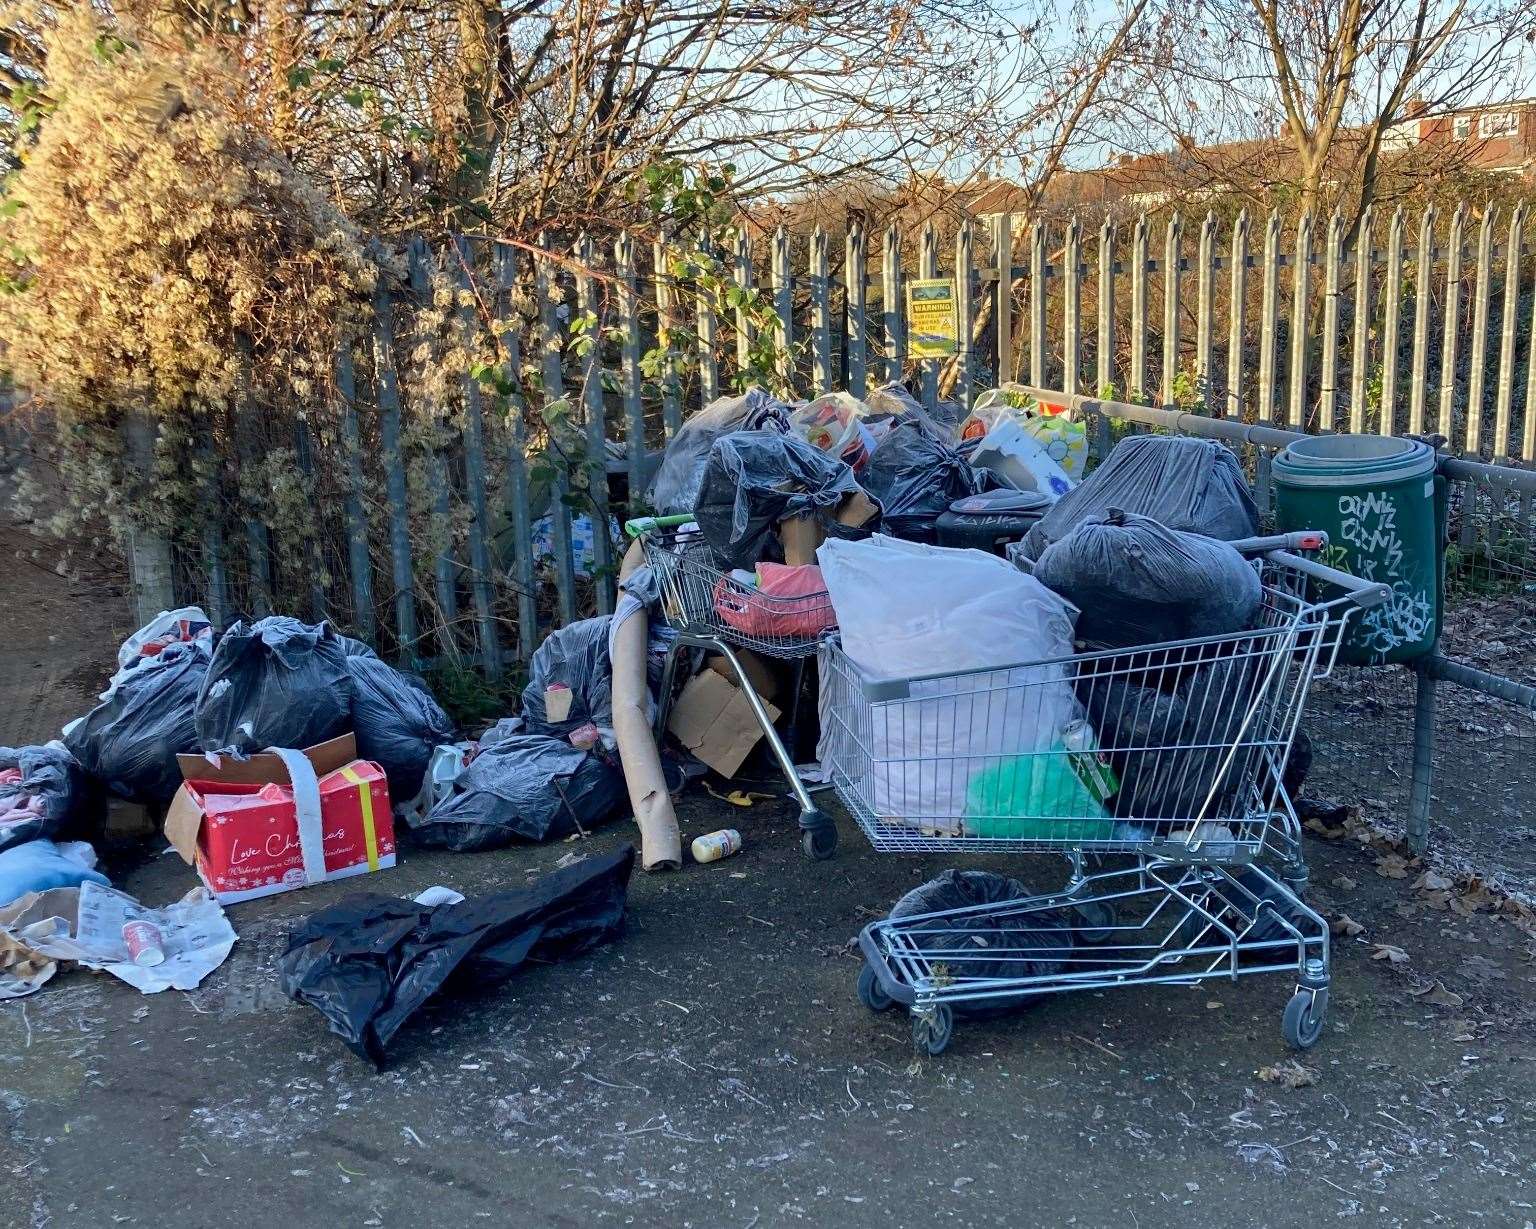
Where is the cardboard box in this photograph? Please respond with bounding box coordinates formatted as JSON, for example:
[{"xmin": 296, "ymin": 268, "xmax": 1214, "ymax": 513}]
[
  {"xmin": 667, "ymin": 668, "xmax": 781, "ymax": 779},
  {"xmin": 165, "ymin": 734, "xmax": 395, "ymax": 905},
  {"xmin": 705, "ymin": 649, "xmax": 779, "ymax": 702},
  {"xmin": 778, "ymin": 487, "xmax": 881, "ymax": 564}
]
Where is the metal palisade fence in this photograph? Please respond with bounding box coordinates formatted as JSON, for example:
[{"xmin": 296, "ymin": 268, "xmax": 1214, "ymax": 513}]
[{"xmin": 74, "ymin": 202, "xmax": 1536, "ymax": 673}]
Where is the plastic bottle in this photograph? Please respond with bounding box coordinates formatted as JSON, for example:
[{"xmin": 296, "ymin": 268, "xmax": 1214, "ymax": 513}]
[
  {"xmin": 1062, "ymin": 719, "xmax": 1119, "ymax": 802},
  {"xmin": 691, "ymin": 829, "xmax": 743, "ymax": 863}
]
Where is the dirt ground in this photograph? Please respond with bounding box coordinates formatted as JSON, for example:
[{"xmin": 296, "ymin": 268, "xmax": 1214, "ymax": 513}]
[{"xmin": 4, "ymin": 505, "xmax": 1536, "ymax": 1228}]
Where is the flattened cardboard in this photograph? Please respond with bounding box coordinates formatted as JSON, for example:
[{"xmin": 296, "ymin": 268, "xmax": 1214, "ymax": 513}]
[
  {"xmin": 706, "ymin": 649, "xmax": 779, "ymax": 702},
  {"xmin": 778, "ymin": 488, "xmax": 880, "ymax": 565},
  {"xmin": 165, "ymin": 733, "xmax": 358, "ymax": 865},
  {"xmin": 667, "ymin": 668, "xmax": 781, "ymax": 779}
]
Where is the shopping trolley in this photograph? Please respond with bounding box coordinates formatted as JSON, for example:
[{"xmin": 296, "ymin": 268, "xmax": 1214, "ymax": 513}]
[
  {"xmin": 625, "ymin": 514, "xmax": 839, "ymax": 858},
  {"xmin": 817, "ymin": 535, "xmax": 1390, "ymax": 1054}
]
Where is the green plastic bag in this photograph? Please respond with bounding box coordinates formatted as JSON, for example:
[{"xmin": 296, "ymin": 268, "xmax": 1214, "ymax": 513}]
[{"xmin": 965, "ymin": 745, "xmax": 1112, "ymax": 841}]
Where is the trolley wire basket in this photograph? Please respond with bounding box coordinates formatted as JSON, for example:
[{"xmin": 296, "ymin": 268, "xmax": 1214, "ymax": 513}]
[
  {"xmin": 626, "ymin": 514, "xmax": 840, "ymax": 858},
  {"xmin": 828, "ymin": 538, "xmax": 1390, "ymax": 1055}
]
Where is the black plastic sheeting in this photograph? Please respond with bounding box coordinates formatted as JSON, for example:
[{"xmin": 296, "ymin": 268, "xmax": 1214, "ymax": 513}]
[
  {"xmin": 407, "ymin": 733, "xmax": 626, "ymax": 851},
  {"xmin": 888, "ymin": 870, "xmax": 1071, "ymax": 1017},
  {"xmin": 0, "ymin": 743, "xmax": 97, "ymax": 853},
  {"xmin": 648, "ymin": 389, "xmax": 793, "ymax": 515},
  {"xmin": 1034, "ymin": 510, "xmax": 1263, "ymax": 648},
  {"xmin": 1021, "ymin": 434, "xmax": 1260, "ymax": 559},
  {"xmin": 279, "ymin": 845, "xmax": 635, "ymax": 1068},
  {"xmin": 694, "ymin": 429, "xmax": 868, "ymax": 569},
  {"xmin": 859, "ymin": 418, "xmax": 998, "ymax": 543},
  {"xmin": 196, "ymin": 617, "xmax": 353, "ymax": 755},
  {"xmin": 340, "ymin": 639, "xmax": 456, "ymax": 800},
  {"xmin": 64, "ymin": 641, "xmax": 209, "ymax": 804}
]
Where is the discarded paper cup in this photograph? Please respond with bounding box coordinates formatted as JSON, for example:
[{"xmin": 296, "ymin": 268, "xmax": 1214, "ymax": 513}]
[{"xmin": 121, "ymin": 920, "xmax": 166, "ymax": 967}]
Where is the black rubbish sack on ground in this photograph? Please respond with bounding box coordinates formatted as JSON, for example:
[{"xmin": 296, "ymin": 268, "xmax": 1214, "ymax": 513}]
[
  {"xmin": 64, "ymin": 640, "xmax": 210, "ymax": 804},
  {"xmin": 694, "ymin": 429, "xmax": 868, "ymax": 569},
  {"xmin": 1080, "ymin": 651, "xmax": 1255, "ymax": 821},
  {"xmin": 887, "ymin": 869, "xmax": 1072, "ymax": 1017},
  {"xmin": 1021, "ymin": 434, "xmax": 1260, "ymax": 559},
  {"xmin": 521, "ymin": 616, "xmax": 615, "ymax": 739},
  {"xmin": 407, "ymin": 734, "xmax": 626, "ymax": 852},
  {"xmin": 648, "ymin": 389, "xmax": 793, "ymax": 515},
  {"xmin": 339, "ymin": 639, "xmax": 455, "ymax": 801},
  {"xmin": 1034, "ymin": 510, "xmax": 1263, "ymax": 648},
  {"xmin": 196, "ymin": 617, "xmax": 353, "ymax": 756},
  {"xmin": 279, "ymin": 844, "xmax": 635, "ymax": 1068},
  {"xmin": 0, "ymin": 743, "xmax": 95, "ymax": 853},
  {"xmin": 859, "ymin": 418, "xmax": 998, "ymax": 542}
]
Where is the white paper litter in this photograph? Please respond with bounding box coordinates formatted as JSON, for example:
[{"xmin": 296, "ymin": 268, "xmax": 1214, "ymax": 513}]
[{"xmin": 22, "ymin": 881, "xmax": 237, "ymax": 994}]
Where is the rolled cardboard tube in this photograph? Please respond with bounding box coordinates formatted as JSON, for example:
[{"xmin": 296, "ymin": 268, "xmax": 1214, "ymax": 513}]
[{"xmin": 613, "ymin": 535, "xmax": 682, "ymax": 871}]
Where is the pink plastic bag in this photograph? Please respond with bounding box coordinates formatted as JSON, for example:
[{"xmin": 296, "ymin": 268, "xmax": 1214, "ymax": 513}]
[{"xmin": 714, "ymin": 563, "xmax": 836, "ymax": 640}]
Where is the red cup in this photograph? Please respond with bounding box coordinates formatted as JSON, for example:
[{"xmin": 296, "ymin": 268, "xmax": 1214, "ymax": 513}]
[{"xmin": 122, "ymin": 920, "xmax": 166, "ymax": 967}]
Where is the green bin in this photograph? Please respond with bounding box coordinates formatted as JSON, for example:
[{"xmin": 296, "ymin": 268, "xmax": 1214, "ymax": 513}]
[{"xmin": 1272, "ymin": 435, "xmax": 1444, "ymax": 665}]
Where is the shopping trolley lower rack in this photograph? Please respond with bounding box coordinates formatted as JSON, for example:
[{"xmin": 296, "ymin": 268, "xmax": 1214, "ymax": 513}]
[
  {"xmin": 626, "ymin": 514, "xmax": 839, "ymax": 858},
  {"xmin": 819, "ymin": 537, "xmax": 1390, "ymax": 1053}
]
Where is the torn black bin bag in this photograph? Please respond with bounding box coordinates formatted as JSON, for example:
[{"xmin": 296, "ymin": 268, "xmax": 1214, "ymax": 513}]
[
  {"xmin": 64, "ymin": 640, "xmax": 209, "ymax": 805},
  {"xmin": 196, "ymin": 616, "xmax": 354, "ymax": 755},
  {"xmin": 521, "ymin": 616, "xmax": 615, "ymax": 739},
  {"xmin": 407, "ymin": 733, "xmax": 626, "ymax": 851},
  {"xmin": 0, "ymin": 743, "xmax": 98, "ymax": 853},
  {"xmin": 1020, "ymin": 434, "xmax": 1260, "ymax": 559},
  {"xmin": 279, "ymin": 844, "xmax": 635, "ymax": 1068},
  {"xmin": 694, "ymin": 429, "xmax": 868, "ymax": 569},
  {"xmin": 887, "ymin": 870, "xmax": 1072, "ymax": 1017},
  {"xmin": 339, "ymin": 638, "xmax": 455, "ymax": 800},
  {"xmin": 1033, "ymin": 510, "xmax": 1263, "ymax": 649},
  {"xmin": 859, "ymin": 418, "xmax": 998, "ymax": 543}
]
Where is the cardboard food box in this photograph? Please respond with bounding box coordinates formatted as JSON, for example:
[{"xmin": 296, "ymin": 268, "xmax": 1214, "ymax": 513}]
[
  {"xmin": 667, "ymin": 668, "xmax": 782, "ymax": 779},
  {"xmin": 165, "ymin": 734, "xmax": 395, "ymax": 905}
]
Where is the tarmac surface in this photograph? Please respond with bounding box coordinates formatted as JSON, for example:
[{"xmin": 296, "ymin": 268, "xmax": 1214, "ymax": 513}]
[{"xmin": 3, "ymin": 513, "xmax": 1536, "ymax": 1229}]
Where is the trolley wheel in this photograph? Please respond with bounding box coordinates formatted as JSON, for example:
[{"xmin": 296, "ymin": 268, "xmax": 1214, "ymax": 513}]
[
  {"xmin": 857, "ymin": 962, "xmax": 896, "ymax": 1013},
  {"xmin": 1281, "ymin": 988, "xmax": 1328, "ymax": 1050},
  {"xmin": 800, "ymin": 816, "xmax": 838, "ymax": 860},
  {"xmin": 1070, "ymin": 900, "xmax": 1117, "ymax": 945},
  {"xmin": 911, "ymin": 1006, "xmax": 954, "ymax": 1057}
]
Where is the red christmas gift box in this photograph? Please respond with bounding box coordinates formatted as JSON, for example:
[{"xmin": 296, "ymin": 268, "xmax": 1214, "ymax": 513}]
[{"xmin": 166, "ymin": 734, "xmax": 395, "ymax": 904}]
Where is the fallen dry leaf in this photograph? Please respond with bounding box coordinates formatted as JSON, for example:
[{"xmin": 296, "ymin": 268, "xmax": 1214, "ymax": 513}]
[
  {"xmin": 1409, "ymin": 979, "xmax": 1464, "ymax": 1009},
  {"xmin": 1332, "ymin": 913, "xmax": 1366, "ymax": 937},
  {"xmin": 1414, "ymin": 870, "xmax": 1453, "ymax": 893},
  {"xmin": 1258, "ymin": 1059, "xmax": 1318, "ymax": 1089},
  {"xmin": 1334, "ymin": 875, "xmax": 1358, "ymax": 891},
  {"xmin": 1372, "ymin": 943, "xmax": 1410, "ymax": 965},
  {"xmin": 1375, "ymin": 854, "xmax": 1412, "ymax": 880}
]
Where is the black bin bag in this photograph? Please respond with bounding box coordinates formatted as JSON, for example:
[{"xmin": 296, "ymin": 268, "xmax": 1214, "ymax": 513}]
[
  {"xmin": 196, "ymin": 617, "xmax": 353, "ymax": 755},
  {"xmin": 648, "ymin": 389, "xmax": 793, "ymax": 515},
  {"xmin": 1021, "ymin": 434, "xmax": 1260, "ymax": 559},
  {"xmin": 694, "ymin": 429, "xmax": 868, "ymax": 569},
  {"xmin": 521, "ymin": 617, "xmax": 615, "ymax": 738},
  {"xmin": 1033, "ymin": 510, "xmax": 1263, "ymax": 648},
  {"xmin": 0, "ymin": 743, "xmax": 97, "ymax": 852},
  {"xmin": 408, "ymin": 733, "xmax": 625, "ymax": 852},
  {"xmin": 859, "ymin": 418, "xmax": 998, "ymax": 542},
  {"xmin": 64, "ymin": 640, "xmax": 209, "ymax": 804},
  {"xmin": 887, "ymin": 870, "xmax": 1072, "ymax": 1017},
  {"xmin": 340, "ymin": 639, "xmax": 455, "ymax": 801},
  {"xmin": 279, "ymin": 844, "xmax": 635, "ymax": 1068}
]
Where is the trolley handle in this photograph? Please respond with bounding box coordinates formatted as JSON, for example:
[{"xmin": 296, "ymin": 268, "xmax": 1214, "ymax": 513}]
[
  {"xmin": 625, "ymin": 513, "xmax": 695, "ymax": 539},
  {"xmin": 1263, "ymin": 549, "xmax": 1392, "ymax": 609},
  {"xmin": 1228, "ymin": 530, "xmax": 1329, "ymax": 556}
]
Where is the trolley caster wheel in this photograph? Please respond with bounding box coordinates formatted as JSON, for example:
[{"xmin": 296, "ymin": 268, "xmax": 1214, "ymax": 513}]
[
  {"xmin": 857, "ymin": 963, "xmax": 896, "ymax": 1013},
  {"xmin": 911, "ymin": 1006, "xmax": 954, "ymax": 1057},
  {"xmin": 1070, "ymin": 901, "xmax": 1117, "ymax": 945},
  {"xmin": 1282, "ymin": 987, "xmax": 1328, "ymax": 1050},
  {"xmin": 800, "ymin": 817, "xmax": 837, "ymax": 860}
]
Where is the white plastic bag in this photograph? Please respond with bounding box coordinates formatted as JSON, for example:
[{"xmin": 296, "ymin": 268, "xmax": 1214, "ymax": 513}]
[{"xmin": 816, "ymin": 535, "xmax": 1082, "ymax": 828}]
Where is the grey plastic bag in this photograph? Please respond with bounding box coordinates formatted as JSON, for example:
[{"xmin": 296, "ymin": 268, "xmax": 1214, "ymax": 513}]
[
  {"xmin": 1034, "ymin": 510, "xmax": 1262, "ymax": 648},
  {"xmin": 858, "ymin": 418, "xmax": 997, "ymax": 542},
  {"xmin": 1022, "ymin": 434, "xmax": 1260, "ymax": 559},
  {"xmin": 339, "ymin": 640, "xmax": 455, "ymax": 800},
  {"xmin": 408, "ymin": 734, "xmax": 625, "ymax": 852},
  {"xmin": 196, "ymin": 617, "xmax": 353, "ymax": 755},
  {"xmin": 648, "ymin": 388, "xmax": 792, "ymax": 515},
  {"xmin": 64, "ymin": 640, "xmax": 210, "ymax": 804}
]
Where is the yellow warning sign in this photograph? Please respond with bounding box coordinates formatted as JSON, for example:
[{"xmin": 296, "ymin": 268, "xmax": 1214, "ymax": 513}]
[{"xmin": 905, "ymin": 278, "xmax": 958, "ymax": 358}]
